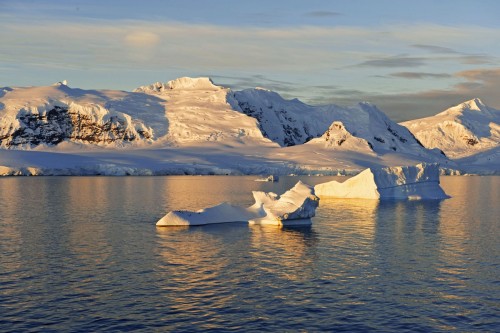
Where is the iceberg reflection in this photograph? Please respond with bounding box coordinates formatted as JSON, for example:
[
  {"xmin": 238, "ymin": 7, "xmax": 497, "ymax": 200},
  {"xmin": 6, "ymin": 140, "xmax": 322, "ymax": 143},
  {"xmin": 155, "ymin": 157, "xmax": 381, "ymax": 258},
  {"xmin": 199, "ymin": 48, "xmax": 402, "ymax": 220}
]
[
  {"xmin": 248, "ymin": 225, "xmax": 319, "ymax": 282},
  {"xmin": 318, "ymin": 197, "xmax": 379, "ymax": 241},
  {"xmin": 155, "ymin": 226, "xmax": 247, "ymax": 324}
]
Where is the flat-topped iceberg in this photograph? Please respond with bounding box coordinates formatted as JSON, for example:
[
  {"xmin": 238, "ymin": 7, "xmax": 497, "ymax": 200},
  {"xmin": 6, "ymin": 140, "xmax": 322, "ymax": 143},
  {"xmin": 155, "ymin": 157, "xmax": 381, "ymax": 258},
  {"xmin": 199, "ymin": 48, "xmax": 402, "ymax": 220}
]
[
  {"xmin": 314, "ymin": 163, "xmax": 450, "ymax": 200},
  {"xmin": 156, "ymin": 181, "xmax": 319, "ymax": 227}
]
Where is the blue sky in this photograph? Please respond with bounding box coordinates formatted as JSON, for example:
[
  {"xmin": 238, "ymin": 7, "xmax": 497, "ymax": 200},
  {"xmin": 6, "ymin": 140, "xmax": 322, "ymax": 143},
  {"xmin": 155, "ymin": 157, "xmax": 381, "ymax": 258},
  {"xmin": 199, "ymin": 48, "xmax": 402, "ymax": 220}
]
[{"xmin": 1, "ymin": 0, "xmax": 499, "ymax": 121}]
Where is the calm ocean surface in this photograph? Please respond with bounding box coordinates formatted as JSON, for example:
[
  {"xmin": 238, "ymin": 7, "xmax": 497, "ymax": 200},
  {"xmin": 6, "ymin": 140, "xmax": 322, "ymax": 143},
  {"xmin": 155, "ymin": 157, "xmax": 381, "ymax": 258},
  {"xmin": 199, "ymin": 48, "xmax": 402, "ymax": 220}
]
[{"xmin": 0, "ymin": 176, "xmax": 498, "ymax": 332}]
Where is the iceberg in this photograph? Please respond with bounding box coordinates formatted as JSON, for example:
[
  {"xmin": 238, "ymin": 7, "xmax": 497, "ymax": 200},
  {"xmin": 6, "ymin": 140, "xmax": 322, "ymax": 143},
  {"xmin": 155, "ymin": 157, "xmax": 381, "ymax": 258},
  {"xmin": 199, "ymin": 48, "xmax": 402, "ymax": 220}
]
[
  {"xmin": 254, "ymin": 175, "xmax": 279, "ymax": 182},
  {"xmin": 156, "ymin": 181, "xmax": 319, "ymax": 227},
  {"xmin": 249, "ymin": 181, "xmax": 319, "ymax": 226},
  {"xmin": 156, "ymin": 202, "xmax": 256, "ymax": 226},
  {"xmin": 314, "ymin": 163, "xmax": 450, "ymax": 200}
]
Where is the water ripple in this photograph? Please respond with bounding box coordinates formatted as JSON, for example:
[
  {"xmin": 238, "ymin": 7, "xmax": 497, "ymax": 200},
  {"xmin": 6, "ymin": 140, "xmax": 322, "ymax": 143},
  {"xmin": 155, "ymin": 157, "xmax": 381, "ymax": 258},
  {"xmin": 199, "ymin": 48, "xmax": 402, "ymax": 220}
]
[{"xmin": 0, "ymin": 176, "xmax": 498, "ymax": 331}]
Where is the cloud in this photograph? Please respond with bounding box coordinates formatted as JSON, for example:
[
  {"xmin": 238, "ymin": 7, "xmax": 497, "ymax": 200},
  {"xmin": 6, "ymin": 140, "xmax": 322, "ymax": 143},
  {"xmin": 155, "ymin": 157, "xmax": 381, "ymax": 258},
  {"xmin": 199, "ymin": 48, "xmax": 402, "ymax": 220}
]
[
  {"xmin": 1, "ymin": 17, "xmax": 499, "ymax": 117},
  {"xmin": 311, "ymin": 84, "xmax": 339, "ymax": 90},
  {"xmin": 411, "ymin": 44, "xmax": 459, "ymax": 54},
  {"xmin": 456, "ymin": 68, "xmax": 500, "ymax": 82},
  {"xmin": 458, "ymin": 55, "xmax": 495, "ymax": 65},
  {"xmin": 2, "ymin": 19, "xmax": 497, "ymax": 75},
  {"xmin": 329, "ymin": 89, "xmax": 367, "ymax": 96},
  {"xmin": 308, "ymin": 67, "xmax": 500, "ymax": 122},
  {"xmin": 390, "ymin": 72, "xmax": 452, "ymax": 79},
  {"xmin": 124, "ymin": 31, "xmax": 160, "ymax": 47},
  {"xmin": 305, "ymin": 11, "xmax": 341, "ymax": 18},
  {"xmin": 411, "ymin": 44, "xmax": 496, "ymax": 65},
  {"xmin": 209, "ymin": 74, "xmax": 302, "ymax": 94},
  {"xmin": 357, "ymin": 56, "xmax": 426, "ymax": 68},
  {"xmin": 454, "ymin": 68, "xmax": 500, "ymax": 96}
]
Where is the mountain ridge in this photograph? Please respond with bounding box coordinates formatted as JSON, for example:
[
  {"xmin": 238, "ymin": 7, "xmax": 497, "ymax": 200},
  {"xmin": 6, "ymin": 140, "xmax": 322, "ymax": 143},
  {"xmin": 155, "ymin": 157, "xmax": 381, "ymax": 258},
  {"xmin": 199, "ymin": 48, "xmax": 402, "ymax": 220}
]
[
  {"xmin": 401, "ymin": 97, "xmax": 499, "ymax": 159},
  {"xmin": 0, "ymin": 77, "xmax": 498, "ymax": 175}
]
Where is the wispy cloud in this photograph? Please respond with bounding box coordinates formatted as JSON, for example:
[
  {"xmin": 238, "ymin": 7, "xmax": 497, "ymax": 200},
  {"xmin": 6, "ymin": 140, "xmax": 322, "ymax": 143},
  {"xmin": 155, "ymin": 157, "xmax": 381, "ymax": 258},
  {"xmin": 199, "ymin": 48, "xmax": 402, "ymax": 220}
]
[
  {"xmin": 390, "ymin": 72, "xmax": 452, "ymax": 79},
  {"xmin": 458, "ymin": 55, "xmax": 495, "ymax": 65},
  {"xmin": 311, "ymin": 84, "xmax": 339, "ymax": 90},
  {"xmin": 412, "ymin": 44, "xmax": 459, "ymax": 54},
  {"xmin": 124, "ymin": 31, "xmax": 160, "ymax": 47},
  {"xmin": 357, "ymin": 56, "xmax": 426, "ymax": 68},
  {"xmin": 1, "ymin": 17, "xmax": 499, "ymax": 118},
  {"xmin": 208, "ymin": 74, "xmax": 301, "ymax": 94},
  {"xmin": 2, "ymin": 19, "xmax": 496, "ymax": 70},
  {"xmin": 411, "ymin": 44, "xmax": 496, "ymax": 65},
  {"xmin": 456, "ymin": 68, "xmax": 500, "ymax": 81}
]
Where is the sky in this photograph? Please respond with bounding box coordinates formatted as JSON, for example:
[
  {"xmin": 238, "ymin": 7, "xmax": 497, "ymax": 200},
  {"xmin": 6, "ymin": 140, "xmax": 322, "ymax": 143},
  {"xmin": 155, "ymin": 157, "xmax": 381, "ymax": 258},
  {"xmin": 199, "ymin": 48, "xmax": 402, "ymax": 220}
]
[{"xmin": 1, "ymin": 0, "xmax": 499, "ymax": 121}]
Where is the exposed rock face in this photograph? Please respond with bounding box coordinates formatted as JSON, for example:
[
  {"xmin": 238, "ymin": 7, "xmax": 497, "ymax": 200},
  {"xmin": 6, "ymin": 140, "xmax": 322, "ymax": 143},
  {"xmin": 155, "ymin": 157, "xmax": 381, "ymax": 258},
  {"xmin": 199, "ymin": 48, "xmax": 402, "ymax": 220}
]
[
  {"xmin": 232, "ymin": 89, "xmax": 321, "ymax": 147},
  {"xmin": 232, "ymin": 89, "xmax": 441, "ymax": 158},
  {"xmin": 321, "ymin": 121, "xmax": 373, "ymax": 151},
  {"xmin": 0, "ymin": 105, "xmax": 153, "ymax": 147}
]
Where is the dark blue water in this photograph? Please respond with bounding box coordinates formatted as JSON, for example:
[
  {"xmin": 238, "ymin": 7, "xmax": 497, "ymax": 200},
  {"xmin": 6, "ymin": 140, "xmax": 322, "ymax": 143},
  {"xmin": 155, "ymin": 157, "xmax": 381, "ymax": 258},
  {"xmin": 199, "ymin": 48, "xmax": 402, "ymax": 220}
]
[{"xmin": 0, "ymin": 176, "xmax": 498, "ymax": 332}]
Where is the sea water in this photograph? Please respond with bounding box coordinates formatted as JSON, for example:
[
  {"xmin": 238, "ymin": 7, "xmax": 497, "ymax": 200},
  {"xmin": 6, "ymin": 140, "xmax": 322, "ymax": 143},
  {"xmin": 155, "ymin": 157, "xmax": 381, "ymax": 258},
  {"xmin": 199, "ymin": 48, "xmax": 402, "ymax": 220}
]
[{"xmin": 0, "ymin": 176, "xmax": 498, "ymax": 332}]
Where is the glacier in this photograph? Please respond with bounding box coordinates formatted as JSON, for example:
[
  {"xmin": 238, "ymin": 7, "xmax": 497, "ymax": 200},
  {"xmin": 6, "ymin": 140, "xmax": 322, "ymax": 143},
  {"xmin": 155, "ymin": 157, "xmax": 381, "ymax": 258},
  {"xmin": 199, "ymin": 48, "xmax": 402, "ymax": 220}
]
[
  {"xmin": 156, "ymin": 181, "xmax": 319, "ymax": 227},
  {"xmin": 314, "ymin": 163, "xmax": 450, "ymax": 200}
]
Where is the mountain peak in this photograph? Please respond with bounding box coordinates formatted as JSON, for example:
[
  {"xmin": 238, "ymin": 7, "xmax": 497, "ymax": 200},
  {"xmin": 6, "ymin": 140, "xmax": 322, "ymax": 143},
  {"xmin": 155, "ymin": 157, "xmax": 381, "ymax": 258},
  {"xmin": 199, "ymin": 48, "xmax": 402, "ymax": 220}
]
[
  {"xmin": 52, "ymin": 80, "xmax": 68, "ymax": 87},
  {"xmin": 166, "ymin": 77, "xmax": 220, "ymax": 90},
  {"xmin": 134, "ymin": 77, "xmax": 222, "ymax": 94},
  {"xmin": 460, "ymin": 98, "xmax": 486, "ymax": 111},
  {"xmin": 435, "ymin": 98, "xmax": 492, "ymax": 117}
]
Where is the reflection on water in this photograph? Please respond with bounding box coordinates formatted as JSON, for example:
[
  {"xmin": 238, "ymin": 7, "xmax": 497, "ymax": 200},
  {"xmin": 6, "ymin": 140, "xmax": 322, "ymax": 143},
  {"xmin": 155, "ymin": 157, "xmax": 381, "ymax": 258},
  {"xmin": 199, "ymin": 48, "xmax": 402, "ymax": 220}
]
[
  {"xmin": 248, "ymin": 225, "xmax": 319, "ymax": 282},
  {"xmin": 156, "ymin": 227, "xmax": 234, "ymax": 323},
  {"xmin": 0, "ymin": 176, "xmax": 498, "ymax": 332}
]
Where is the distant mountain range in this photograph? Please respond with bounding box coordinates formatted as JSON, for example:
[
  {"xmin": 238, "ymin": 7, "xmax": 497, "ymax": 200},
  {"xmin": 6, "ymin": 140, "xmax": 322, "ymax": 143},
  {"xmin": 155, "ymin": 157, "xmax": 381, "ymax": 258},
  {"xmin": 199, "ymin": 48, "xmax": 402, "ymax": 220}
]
[{"xmin": 0, "ymin": 77, "xmax": 498, "ymax": 175}]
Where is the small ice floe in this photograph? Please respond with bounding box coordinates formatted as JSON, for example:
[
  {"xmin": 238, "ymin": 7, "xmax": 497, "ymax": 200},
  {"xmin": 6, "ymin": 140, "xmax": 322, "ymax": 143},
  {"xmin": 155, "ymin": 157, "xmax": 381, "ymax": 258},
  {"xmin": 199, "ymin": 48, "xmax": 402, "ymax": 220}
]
[
  {"xmin": 254, "ymin": 175, "xmax": 279, "ymax": 182},
  {"xmin": 314, "ymin": 163, "xmax": 450, "ymax": 200},
  {"xmin": 156, "ymin": 181, "xmax": 319, "ymax": 227}
]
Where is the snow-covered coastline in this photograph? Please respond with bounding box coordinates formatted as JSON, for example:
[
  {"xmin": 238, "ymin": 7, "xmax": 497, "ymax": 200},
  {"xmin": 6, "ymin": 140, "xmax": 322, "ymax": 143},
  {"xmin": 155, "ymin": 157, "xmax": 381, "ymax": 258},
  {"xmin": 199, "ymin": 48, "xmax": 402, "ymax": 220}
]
[{"xmin": 1, "ymin": 77, "xmax": 498, "ymax": 176}]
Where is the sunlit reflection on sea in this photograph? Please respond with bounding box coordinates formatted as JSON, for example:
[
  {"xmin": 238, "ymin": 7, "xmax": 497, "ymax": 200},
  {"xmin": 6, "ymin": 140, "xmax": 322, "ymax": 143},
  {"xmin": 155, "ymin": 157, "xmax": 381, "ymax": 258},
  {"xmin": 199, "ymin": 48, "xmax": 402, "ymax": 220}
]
[{"xmin": 0, "ymin": 176, "xmax": 498, "ymax": 331}]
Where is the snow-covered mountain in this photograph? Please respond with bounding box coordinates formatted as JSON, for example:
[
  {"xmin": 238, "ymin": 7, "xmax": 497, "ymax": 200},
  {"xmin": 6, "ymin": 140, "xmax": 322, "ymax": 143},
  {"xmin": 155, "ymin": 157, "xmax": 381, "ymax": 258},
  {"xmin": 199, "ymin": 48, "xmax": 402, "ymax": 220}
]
[
  {"xmin": 232, "ymin": 88, "xmax": 442, "ymax": 158},
  {"xmin": 0, "ymin": 77, "xmax": 496, "ymax": 175},
  {"xmin": 0, "ymin": 82, "xmax": 160, "ymax": 148},
  {"xmin": 134, "ymin": 77, "xmax": 270, "ymax": 146},
  {"xmin": 0, "ymin": 78, "xmax": 271, "ymax": 149},
  {"xmin": 401, "ymin": 98, "xmax": 499, "ymax": 159}
]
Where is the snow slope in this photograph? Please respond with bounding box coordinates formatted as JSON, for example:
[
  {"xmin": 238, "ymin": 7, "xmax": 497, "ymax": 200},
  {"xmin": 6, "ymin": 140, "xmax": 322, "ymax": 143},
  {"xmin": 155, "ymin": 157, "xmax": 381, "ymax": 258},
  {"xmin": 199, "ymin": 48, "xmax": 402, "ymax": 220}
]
[
  {"xmin": 134, "ymin": 77, "xmax": 271, "ymax": 146},
  {"xmin": 401, "ymin": 98, "xmax": 499, "ymax": 159}
]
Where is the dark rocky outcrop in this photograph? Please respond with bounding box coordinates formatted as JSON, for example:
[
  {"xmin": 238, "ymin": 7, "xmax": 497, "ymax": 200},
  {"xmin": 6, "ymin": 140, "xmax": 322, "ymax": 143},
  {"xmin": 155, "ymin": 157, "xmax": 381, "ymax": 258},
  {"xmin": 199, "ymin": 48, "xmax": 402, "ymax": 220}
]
[{"xmin": 1, "ymin": 106, "xmax": 151, "ymax": 147}]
